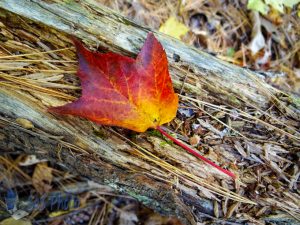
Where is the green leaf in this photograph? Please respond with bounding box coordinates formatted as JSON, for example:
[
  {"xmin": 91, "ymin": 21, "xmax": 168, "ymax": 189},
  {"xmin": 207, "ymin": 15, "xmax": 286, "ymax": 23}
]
[
  {"xmin": 248, "ymin": 0, "xmax": 300, "ymax": 14},
  {"xmin": 265, "ymin": 0, "xmax": 284, "ymax": 12},
  {"xmin": 226, "ymin": 47, "xmax": 236, "ymax": 57},
  {"xmin": 247, "ymin": 0, "xmax": 269, "ymax": 14},
  {"xmin": 283, "ymin": 0, "xmax": 300, "ymax": 8}
]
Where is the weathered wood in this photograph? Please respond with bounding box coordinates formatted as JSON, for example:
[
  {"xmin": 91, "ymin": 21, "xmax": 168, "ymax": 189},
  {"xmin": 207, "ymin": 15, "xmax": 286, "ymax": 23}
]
[
  {"xmin": 1, "ymin": 0, "xmax": 296, "ymax": 110},
  {"xmin": 0, "ymin": 0, "xmax": 299, "ymax": 224},
  {"xmin": 0, "ymin": 90, "xmax": 191, "ymax": 224},
  {"xmin": 0, "ymin": 83, "xmax": 207, "ymax": 225}
]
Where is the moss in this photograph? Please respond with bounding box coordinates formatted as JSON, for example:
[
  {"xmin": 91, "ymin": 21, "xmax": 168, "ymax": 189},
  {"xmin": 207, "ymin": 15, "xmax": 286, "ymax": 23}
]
[
  {"xmin": 146, "ymin": 129, "xmax": 162, "ymax": 138},
  {"xmin": 160, "ymin": 139, "xmax": 173, "ymax": 146},
  {"xmin": 127, "ymin": 191, "xmax": 153, "ymax": 204},
  {"xmin": 147, "ymin": 129, "xmax": 174, "ymax": 146},
  {"xmin": 227, "ymin": 94, "xmax": 242, "ymax": 106},
  {"xmin": 93, "ymin": 129, "xmax": 108, "ymax": 140},
  {"xmin": 289, "ymin": 95, "xmax": 300, "ymax": 108}
]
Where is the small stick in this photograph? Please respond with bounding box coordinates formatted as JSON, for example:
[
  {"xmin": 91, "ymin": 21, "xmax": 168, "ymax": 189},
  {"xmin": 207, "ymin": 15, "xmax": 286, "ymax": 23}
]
[{"xmin": 156, "ymin": 126, "xmax": 236, "ymax": 179}]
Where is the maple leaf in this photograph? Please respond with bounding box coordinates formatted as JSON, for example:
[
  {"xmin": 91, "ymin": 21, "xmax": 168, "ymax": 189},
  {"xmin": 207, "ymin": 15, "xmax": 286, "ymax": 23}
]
[
  {"xmin": 49, "ymin": 33, "xmax": 178, "ymax": 132},
  {"xmin": 50, "ymin": 33, "xmax": 235, "ymax": 179}
]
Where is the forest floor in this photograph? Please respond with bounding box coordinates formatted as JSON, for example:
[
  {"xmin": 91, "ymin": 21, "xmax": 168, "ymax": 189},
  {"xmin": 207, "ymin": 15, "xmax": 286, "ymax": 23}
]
[{"xmin": 0, "ymin": 1, "xmax": 299, "ymax": 225}]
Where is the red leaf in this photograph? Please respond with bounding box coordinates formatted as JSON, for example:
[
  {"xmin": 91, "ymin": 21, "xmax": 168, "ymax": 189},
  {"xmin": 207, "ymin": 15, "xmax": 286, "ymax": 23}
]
[
  {"xmin": 49, "ymin": 33, "xmax": 235, "ymax": 179},
  {"xmin": 49, "ymin": 33, "xmax": 178, "ymax": 132}
]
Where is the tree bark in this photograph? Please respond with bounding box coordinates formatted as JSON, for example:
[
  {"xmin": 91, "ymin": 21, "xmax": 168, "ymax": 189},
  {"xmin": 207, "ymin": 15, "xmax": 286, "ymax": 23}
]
[
  {"xmin": 1, "ymin": 0, "xmax": 299, "ymax": 110},
  {"xmin": 0, "ymin": 83, "xmax": 203, "ymax": 225},
  {"xmin": 0, "ymin": 1, "xmax": 299, "ymax": 224}
]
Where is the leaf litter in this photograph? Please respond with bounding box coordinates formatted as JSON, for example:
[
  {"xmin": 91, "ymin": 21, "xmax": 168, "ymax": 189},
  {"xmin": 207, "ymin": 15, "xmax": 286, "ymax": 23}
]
[
  {"xmin": 0, "ymin": 0, "xmax": 299, "ymax": 224},
  {"xmin": 101, "ymin": 0, "xmax": 300, "ymax": 92}
]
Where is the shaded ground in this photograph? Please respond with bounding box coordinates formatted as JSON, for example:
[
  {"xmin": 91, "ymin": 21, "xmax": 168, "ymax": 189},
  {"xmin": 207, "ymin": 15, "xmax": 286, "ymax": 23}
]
[
  {"xmin": 0, "ymin": 154, "xmax": 181, "ymax": 225},
  {"xmin": 0, "ymin": 0, "xmax": 299, "ymax": 225},
  {"xmin": 99, "ymin": 0, "xmax": 299, "ymax": 93}
]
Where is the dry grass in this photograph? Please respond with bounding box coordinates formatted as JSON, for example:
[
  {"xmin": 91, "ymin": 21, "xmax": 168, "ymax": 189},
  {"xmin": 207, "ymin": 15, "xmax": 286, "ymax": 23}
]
[
  {"xmin": 0, "ymin": 0, "xmax": 299, "ymax": 224},
  {"xmin": 99, "ymin": 0, "xmax": 300, "ymax": 92},
  {"xmin": 0, "ymin": 153, "xmax": 180, "ymax": 225}
]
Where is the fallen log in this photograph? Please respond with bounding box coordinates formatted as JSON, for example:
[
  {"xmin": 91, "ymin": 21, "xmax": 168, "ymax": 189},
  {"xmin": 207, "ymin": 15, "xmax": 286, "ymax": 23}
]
[
  {"xmin": 0, "ymin": 0, "xmax": 299, "ymax": 224},
  {"xmin": 2, "ymin": 0, "xmax": 297, "ymax": 109}
]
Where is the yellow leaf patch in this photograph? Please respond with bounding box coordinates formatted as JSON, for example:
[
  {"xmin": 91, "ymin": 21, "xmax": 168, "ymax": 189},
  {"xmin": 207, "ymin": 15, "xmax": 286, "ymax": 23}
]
[{"xmin": 159, "ymin": 17, "xmax": 189, "ymax": 40}]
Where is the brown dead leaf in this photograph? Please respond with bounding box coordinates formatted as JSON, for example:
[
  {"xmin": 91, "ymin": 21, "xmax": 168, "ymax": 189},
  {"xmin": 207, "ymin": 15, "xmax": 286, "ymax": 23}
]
[
  {"xmin": 189, "ymin": 134, "xmax": 200, "ymax": 146},
  {"xmin": 226, "ymin": 202, "xmax": 240, "ymax": 218},
  {"xmin": 32, "ymin": 162, "xmax": 53, "ymax": 194}
]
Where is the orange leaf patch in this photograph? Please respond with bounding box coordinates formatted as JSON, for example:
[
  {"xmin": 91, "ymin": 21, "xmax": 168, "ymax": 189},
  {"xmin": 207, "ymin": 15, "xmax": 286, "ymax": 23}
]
[{"xmin": 49, "ymin": 33, "xmax": 178, "ymax": 132}]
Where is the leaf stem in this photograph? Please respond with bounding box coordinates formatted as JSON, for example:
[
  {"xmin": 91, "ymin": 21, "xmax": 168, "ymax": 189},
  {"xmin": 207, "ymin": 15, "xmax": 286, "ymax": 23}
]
[{"xmin": 156, "ymin": 126, "xmax": 236, "ymax": 179}]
